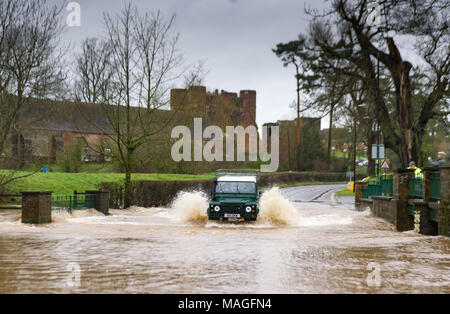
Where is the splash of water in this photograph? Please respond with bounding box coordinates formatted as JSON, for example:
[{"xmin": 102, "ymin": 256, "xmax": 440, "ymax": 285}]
[
  {"xmin": 171, "ymin": 188, "xmax": 300, "ymax": 226},
  {"xmin": 257, "ymin": 187, "xmax": 300, "ymax": 226},
  {"xmin": 298, "ymin": 214, "xmax": 353, "ymax": 226},
  {"xmin": 171, "ymin": 191, "xmax": 209, "ymax": 223},
  {"xmin": 51, "ymin": 208, "xmax": 104, "ymax": 222}
]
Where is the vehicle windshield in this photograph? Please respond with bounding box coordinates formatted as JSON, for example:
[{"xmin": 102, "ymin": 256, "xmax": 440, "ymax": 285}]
[{"xmin": 215, "ymin": 181, "xmax": 256, "ymax": 194}]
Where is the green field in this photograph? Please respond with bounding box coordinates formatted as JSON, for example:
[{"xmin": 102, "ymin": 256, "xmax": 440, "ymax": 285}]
[
  {"xmin": 337, "ymin": 188, "xmax": 355, "ymax": 196},
  {"xmin": 1, "ymin": 171, "xmax": 214, "ymax": 195}
]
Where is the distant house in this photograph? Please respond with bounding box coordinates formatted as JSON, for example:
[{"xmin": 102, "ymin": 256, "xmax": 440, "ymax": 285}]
[
  {"xmin": 4, "ymin": 85, "xmax": 257, "ymax": 167},
  {"xmin": 9, "ymin": 100, "xmax": 115, "ymax": 164},
  {"xmin": 263, "ymin": 117, "xmax": 321, "ymax": 171}
]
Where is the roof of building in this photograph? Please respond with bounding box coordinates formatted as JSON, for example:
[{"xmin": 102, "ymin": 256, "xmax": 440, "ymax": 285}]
[{"xmin": 19, "ymin": 98, "xmax": 175, "ymax": 135}]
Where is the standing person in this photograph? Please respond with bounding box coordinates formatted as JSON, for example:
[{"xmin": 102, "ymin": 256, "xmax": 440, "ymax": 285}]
[
  {"xmin": 407, "ymin": 161, "xmax": 423, "ymax": 179},
  {"xmin": 428, "ymin": 152, "xmax": 446, "ymax": 166}
]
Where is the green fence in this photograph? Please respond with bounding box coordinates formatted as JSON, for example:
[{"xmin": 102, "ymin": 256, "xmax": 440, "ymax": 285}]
[
  {"xmin": 361, "ymin": 172, "xmax": 441, "ymax": 201},
  {"xmin": 409, "ymin": 177, "xmax": 423, "ymax": 198},
  {"xmin": 430, "ymin": 172, "xmax": 440, "ymax": 200},
  {"xmin": 51, "ymin": 194, "xmax": 95, "ymax": 213},
  {"xmin": 381, "ymin": 175, "xmax": 393, "ymax": 196},
  {"xmin": 361, "ymin": 175, "xmax": 392, "ymax": 198}
]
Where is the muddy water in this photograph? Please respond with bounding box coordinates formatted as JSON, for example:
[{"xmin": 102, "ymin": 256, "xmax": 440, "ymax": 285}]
[{"xmin": 0, "ymin": 188, "xmax": 448, "ymax": 294}]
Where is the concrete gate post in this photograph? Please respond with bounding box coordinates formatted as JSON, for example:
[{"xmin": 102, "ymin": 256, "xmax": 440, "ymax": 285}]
[
  {"xmin": 86, "ymin": 190, "xmax": 110, "ymax": 215},
  {"xmin": 392, "ymin": 169, "xmax": 413, "ymax": 231},
  {"xmin": 21, "ymin": 191, "xmax": 52, "ymax": 224}
]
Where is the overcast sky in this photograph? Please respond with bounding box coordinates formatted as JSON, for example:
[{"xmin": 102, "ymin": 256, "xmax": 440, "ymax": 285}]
[{"xmin": 54, "ymin": 0, "xmax": 331, "ymax": 129}]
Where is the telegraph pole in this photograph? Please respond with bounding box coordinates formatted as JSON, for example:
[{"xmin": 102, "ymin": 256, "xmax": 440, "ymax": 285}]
[
  {"xmin": 353, "ymin": 113, "xmax": 357, "ymax": 192},
  {"xmin": 376, "ymin": 46, "xmax": 381, "ymax": 183},
  {"xmin": 296, "ymin": 64, "xmax": 301, "ymax": 172}
]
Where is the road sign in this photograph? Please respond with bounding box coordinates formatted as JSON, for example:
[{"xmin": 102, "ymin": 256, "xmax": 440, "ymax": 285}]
[
  {"xmin": 372, "ymin": 144, "xmax": 385, "ymax": 159},
  {"xmin": 380, "ymin": 160, "xmax": 390, "ymax": 169}
]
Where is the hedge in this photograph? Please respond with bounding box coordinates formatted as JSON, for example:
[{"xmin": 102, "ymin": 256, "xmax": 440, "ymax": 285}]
[{"xmin": 100, "ymin": 171, "xmax": 360, "ymax": 209}]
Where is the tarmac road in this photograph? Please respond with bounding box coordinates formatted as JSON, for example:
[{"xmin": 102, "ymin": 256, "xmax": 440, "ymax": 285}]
[{"xmin": 280, "ymin": 184, "xmax": 355, "ymax": 209}]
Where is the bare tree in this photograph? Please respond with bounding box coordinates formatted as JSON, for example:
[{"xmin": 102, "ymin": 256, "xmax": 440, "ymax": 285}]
[
  {"xmin": 0, "ymin": 0, "xmax": 65, "ymax": 154},
  {"xmin": 74, "ymin": 38, "xmax": 113, "ymax": 103},
  {"xmin": 75, "ymin": 3, "xmax": 203, "ymax": 208},
  {"xmin": 0, "ymin": 0, "xmax": 66, "ymax": 189}
]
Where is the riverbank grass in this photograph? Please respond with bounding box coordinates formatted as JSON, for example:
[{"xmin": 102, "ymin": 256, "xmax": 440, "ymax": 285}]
[
  {"xmin": 1, "ymin": 171, "xmax": 214, "ymax": 195},
  {"xmin": 337, "ymin": 188, "xmax": 355, "ymax": 196}
]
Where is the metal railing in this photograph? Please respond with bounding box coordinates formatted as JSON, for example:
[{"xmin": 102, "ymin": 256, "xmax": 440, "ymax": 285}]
[
  {"xmin": 361, "ymin": 171, "xmax": 440, "ymax": 201},
  {"xmin": 381, "ymin": 175, "xmax": 393, "ymax": 196},
  {"xmin": 361, "ymin": 175, "xmax": 392, "ymax": 198},
  {"xmin": 430, "ymin": 172, "xmax": 440, "ymax": 200},
  {"xmin": 51, "ymin": 193, "xmax": 95, "ymax": 213},
  {"xmin": 409, "ymin": 177, "xmax": 423, "ymax": 198}
]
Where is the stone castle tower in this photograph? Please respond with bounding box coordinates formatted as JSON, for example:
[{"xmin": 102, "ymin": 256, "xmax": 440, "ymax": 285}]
[{"xmin": 170, "ymin": 86, "xmax": 256, "ymax": 128}]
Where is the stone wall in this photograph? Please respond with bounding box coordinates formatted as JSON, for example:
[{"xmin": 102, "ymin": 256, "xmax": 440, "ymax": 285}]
[
  {"xmin": 263, "ymin": 118, "xmax": 322, "ymax": 171},
  {"xmin": 170, "ymin": 85, "xmax": 257, "ymax": 130}
]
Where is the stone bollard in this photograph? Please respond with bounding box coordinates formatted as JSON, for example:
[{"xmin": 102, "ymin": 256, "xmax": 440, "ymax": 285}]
[
  {"xmin": 86, "ymin": 190, "xmax": 110, "ymax": 215},
  {"xmin": 412, "ymin": 200, "xmax": 438, "ymax": 235},
  {"xmin": 392, "ymin": 169, "xmax": 414, "ymax": 231},
  {"xmin": 354, "ymin": 181, "xmax": 368, "ymax": 211},
  {"xmin": 355, "ymin": 182, "xmax": 367, "ymax": 202},
  {"xmin": 438, "ymin": 165, "xmax": 449, "ymax": 237},
  {"xmin": 21, "ymin": 191, "xmax": 52, "ymax": 224}
]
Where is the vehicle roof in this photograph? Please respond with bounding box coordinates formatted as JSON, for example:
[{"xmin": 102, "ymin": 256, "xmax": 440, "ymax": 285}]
[{"xmin": 217, "ymin": 175, "xmax": 257, "ymax": 183}]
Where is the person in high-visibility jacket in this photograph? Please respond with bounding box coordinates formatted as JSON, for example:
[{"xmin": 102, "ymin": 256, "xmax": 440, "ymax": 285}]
[{"xmin": 408, "ymin": 161, "xmax": 423, "ymax": 179}]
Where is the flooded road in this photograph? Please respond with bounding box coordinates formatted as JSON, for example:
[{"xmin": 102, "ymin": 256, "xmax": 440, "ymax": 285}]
[{"xmin": 0, "ymin": 185, "xmax": 448, "ymax": 293}]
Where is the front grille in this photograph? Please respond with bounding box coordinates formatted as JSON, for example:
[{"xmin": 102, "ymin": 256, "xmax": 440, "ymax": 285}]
[{"xmin": 221, "ymin": 205, "xmax": 244, "ymax": 215}]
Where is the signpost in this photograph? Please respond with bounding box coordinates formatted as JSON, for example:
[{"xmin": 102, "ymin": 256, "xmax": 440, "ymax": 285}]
[
  {"xmin": 372, "ymin": 144, "xmax": 385, "ymax": 183},
  {"xmin": 380, "ymin": 160, "xmax": 390, "ymax": 170},
  {"xmin": 346, "ymin": 171, "xmax": 354, "ymax": 180},
  {"xmin": 371, "ymin": 144, "xmax": 385, "ymax": 159}
]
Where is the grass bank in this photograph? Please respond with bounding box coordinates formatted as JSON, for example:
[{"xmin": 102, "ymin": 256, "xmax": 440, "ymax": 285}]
[
  {"xmin": 1, "ymin": 171, "xmax": 214, "ymax": 195},
  {"xmin": 2, "ymin": 170, "xmax": 351, "ymax": 196},
  {"xmin": 337, "ymin": 188, "xmax": 355, "ymax": 196}
]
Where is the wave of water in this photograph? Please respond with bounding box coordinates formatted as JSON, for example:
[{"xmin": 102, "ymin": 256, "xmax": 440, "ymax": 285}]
[
  {"xmin": 171, "ymin": 191, "xmax": 209, "ymax": 224},
  {"xmin": 257, "ymin": 187, "xmax": 300, "ymax": 226},
  {"xmin": 171, "ymin": 187, "xmax": 300, "ymax": 227},
  {"xmin": 51, "ymin": 208, "xmax": 104, "ymax": 222}
]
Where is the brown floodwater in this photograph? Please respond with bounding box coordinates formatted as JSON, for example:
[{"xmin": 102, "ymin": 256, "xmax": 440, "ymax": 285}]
[{"xmin": 0, "ymin": 188, "xmax": 448, "ymax": 294}]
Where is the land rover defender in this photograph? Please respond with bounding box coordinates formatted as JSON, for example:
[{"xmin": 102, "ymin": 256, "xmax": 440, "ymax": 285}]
[{"xmin": 207, "ymin": 169, "xmax": 260, "ymax": 222}]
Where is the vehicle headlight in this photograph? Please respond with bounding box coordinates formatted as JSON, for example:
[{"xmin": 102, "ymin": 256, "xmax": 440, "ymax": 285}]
[
  {"xmin": 245, "ymin": 206, "xmax": 252, "ymax": 213},
  {"xmin": 214, "ymin": 205, "xmax": 220, "ymax": 212}
]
